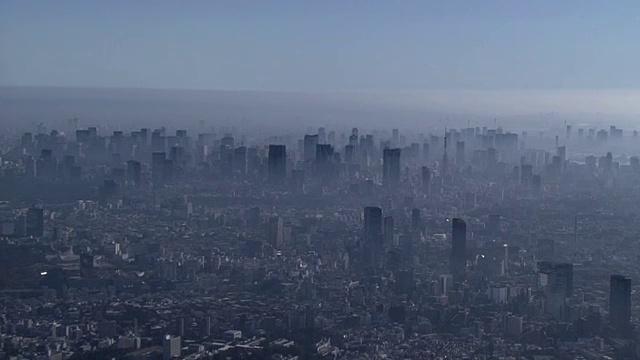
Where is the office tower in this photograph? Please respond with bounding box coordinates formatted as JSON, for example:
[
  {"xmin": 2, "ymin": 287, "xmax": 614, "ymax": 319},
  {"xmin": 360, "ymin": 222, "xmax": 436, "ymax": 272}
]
[
  {"xmin": 506, "ymin": 315, "xmax": 523, "ymax": 337},
  {"xmin": 151, "ymin": 152, "xmax": 166, "ymax": 181},
  {"xmin": 268, "ymin": 145, "xmax": 287, "ymax": 182},
  {"xmin": 364, "ymin": 207, "xmax": 383, "ymax": 246},
  {"xmin": 520, "ymin": 164, "xmax": 533, "ymax": 187},
  {"xmin": 126, "ymin": 160, "xmax": 142, "ymax": 187},
  {"xmin": 439, "ymin": 274, "xmax": 453, "ymax": 295},
  {"xmin": 233, "ymin": 146, "xmax": 247, "ymax": 176},
  {"xmin": 383, "ymin": 216, "xmax": 394, "ymax": 245},
  {"xmin": 411, "ymin": 209, "xmax": 421, "ymax": 232},
  {"xmin": 422, "ymin": 143, "xmax": 430, "ymax": 163},
  {"xmin": 382, "ymin": 148, "xmax": 401, "ymax": 187},
  {"xmin": 303, "ymin": 135, "xmax": 319, "ymax": 161},
  {"xmin": 318, "ymin": 127, "xmax": 326, "ymax": 143},
  {"xmin": 532, "ymin": 175, "xmax": 542, "ymax": 193},
  {"xmin": 631, "ymin": 156, "xmax": 640, "ymax": 173},
  {"xmin": 450, "ymin": 218, "xmax": 467, "ymax": 277},
  {"xmin": 26, "ymin": 208, "xmax": 44, "ymax": 237},
  {"xmin": 456, "ymin": 141, "xmax": 465, "ymax": 165},
  {"xmin": 441, "ymin": 131, "xmax": 449, "ymax": 175},
  {"xmin": 344, "ymin": 145, "xmax": 355, "ymax": 164},
  {"xmin": 487, "ymin": 147, "xmax": 498, "ymax": 171},
  {"xmin": 392, "ymin": 128, "xmax": 399, "ymax": 145},
  {"xmin": 162, "ymin": 159, "xmax": 174, "ymax": 181},
  {"xmin": 316, "ymin": 144, "xmax": 335, "ymax": 180},
  {"xmin": 610, "ymin": 275, "xmax": 632, "ymax": 335},
  {"xmin": 421, "ymin": 166, "xmax": 431, "ymax": 193},
  {"xmin": 538, "ymin": 262, "xmax": 573, "ymax": 319},
  {"xmin": 269, "ymin": 216, "xmax": 284, "ymax": 250},
  {"xmin": 163, "ymin": 335, "xmax": 181, "ymax": 360}
]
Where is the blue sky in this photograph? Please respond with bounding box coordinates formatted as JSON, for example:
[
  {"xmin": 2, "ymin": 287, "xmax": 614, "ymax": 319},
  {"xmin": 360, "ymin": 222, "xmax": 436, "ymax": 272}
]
[{"xmin": 1, "ymin": 0, "xmax": 639, "ymax": 91}]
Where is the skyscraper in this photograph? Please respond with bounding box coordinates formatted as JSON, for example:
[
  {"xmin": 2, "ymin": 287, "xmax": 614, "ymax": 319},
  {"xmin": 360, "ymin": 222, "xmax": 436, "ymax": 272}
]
[
  {"xmin": 269, "ymin": 216, "xmax": 284, "ymax": 250},
  {"xmin": 383, "ymin": 216, "xmax": 394, "ymax": 245},
  {"xmin": 382, "ymin": 148, "xmax": 401, "ymax": 187},
  {"xmin": 303, "ymin": 134, "xmax": 319, "ymax": 162},
  {"xmin": 610, "ymin": 275, "xmax": 632, "ymax": 335},
  {"xmin": 456, "ymin": 141, "xmax": 465, "ymax": 165},
  {"xmin": 26, "ymin": 207, "xmax": 44, "ymax": 237},
  {"xmin": 268, "ymin": 145, "xmax": 287, "ymax": 182},
  {"xmin": 538, "ymin": 262, "xmax": 573, "ymax": 319},
  {"xmin": 450, "ymin": 218, "xmax": 467, "ymax": 277},
  {"xmin": 421, "ymin": 166, "xmax": 431, "ymax": 193},
  {"xmin": 163, "ymin": 335, "xmax": 181, "ymax": 360},
  {"xmin": 364, "ymin": 207, "xmax": 383, "ymax": 246}
]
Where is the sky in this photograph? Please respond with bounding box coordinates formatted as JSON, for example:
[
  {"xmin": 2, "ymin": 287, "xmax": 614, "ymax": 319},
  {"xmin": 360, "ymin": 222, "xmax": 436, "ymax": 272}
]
[{"xmin": 2, "ymin": 0, "xmax": 640, "ymax": 92}]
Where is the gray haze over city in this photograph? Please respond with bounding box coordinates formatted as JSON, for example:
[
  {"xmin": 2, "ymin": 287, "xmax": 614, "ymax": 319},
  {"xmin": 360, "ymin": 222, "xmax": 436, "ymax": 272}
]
[{"xmin": 3, "ymin": 1, "xmax": 640, "ymax": 360}]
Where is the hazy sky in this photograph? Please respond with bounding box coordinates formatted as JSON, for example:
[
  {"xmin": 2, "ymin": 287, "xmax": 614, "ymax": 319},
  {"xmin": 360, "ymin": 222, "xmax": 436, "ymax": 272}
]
[{"xmin": 2, "ymin": 1, "xmax": 640, "ymax": 92}]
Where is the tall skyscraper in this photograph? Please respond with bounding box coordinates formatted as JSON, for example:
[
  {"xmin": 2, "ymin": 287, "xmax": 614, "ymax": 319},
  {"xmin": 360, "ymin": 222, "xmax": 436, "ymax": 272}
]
[
  {"xmin": 610, "ymin": 275, "xmax": 632, "ymax": 335},
  {"xmin": 303, "ymin": 135, "xmax": 319, "ymax": 162},
  {"xmin": 538, "ymin": 262, "xmax": 573, "ymax": 319},
  {"xmin": 269, "ymin": 216, "xmax": 284, "ymax": 250},
  {"xmin": 163, "ymin": 335, "xmax": 181, "ymax": 360},
  {"xmin": 26, "ymin": 207, "xmax": 44, "ymax": 237},
  {"xmin": 382, "ymin": 148, "xmax": 401, "ymax": 187},
  {"xmin": 421, "ymin": 166, "xmax": 431, "ymax": 193},
  {"xmin": 456, "ymin": 141, "xmax": 465, "ymax": 165},
  {"xmin": 364, "ymin": 207, "xmax": 383, "ymax": 246},
  {"xmin": 383, "ymin": 216, "xmax": 394, "ymax": 245},
  {"xmin": 450, "ymin": 218, "xmax": 467, "ymax": 277},
  {"xmin": 268, "ymin": 145, "xmax": 287, "ymax": 182},
  {"xmin": 315, "ymin": 144, "xmax": 335, "ymax": 180}
]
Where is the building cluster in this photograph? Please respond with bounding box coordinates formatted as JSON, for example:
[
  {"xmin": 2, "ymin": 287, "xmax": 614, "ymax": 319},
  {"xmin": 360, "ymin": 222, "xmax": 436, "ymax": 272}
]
[{"xmin": 1, "ymin": 121, "xmax": 640, "ymax": 359}]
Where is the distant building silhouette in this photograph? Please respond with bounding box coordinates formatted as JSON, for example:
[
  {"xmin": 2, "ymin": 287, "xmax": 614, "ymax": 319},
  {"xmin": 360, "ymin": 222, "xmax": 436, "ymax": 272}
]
[
  {"xmin": 383, "ymin": 148, "xmax": 401, "ymax": 187},
  {"xmin": 450, "ymin": 218, "xmax": 467, "ymax": 277},
  {"xmin": 268, "ymin": 145, "xmax": 287, "ymax": 182},
  {"xmin": 610, "ymin": 275, "xmax": 632, "ymax": 336}
]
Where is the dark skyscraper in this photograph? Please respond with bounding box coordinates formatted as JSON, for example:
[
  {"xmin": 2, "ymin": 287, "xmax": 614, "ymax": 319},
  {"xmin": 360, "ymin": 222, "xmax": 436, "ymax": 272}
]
[
  {"xmin": 303, "ymin": 134, "xmax": 319, "ymax": 162},
  {"xmin": 383, "ymin": 148, "xmax": 401, "ymax": 187},
  {"xmin": 26, "ymin": 207, "xmax": 44, "ymax": 237},
  {"xmin": 364, "ymin": 207, "xmax": 383, "ymax": 246},
  {"xmin": 610, "ymin": 275, "xmax": 632, "ymax": 335},
  {"xmin": 456, "ymin": 141, "xmax": 465, "ymax": 165},
  {"xmin": 421, "ymin": 166, "xmax": 431, "ymax": 193},
  {"xmin": 268, "ymin": 145, "xmax": 287, "ymax": 182},
  {"xmin": 450, "ymin": 218, "xmax": 467, "ymax": 276},
  {"xmin": 126, "ymin": 160, "xmax": 142, "ymax": 187},
  {"xmin": 383, "ymin": 216, "xmax": 394, "ymax": 245}
]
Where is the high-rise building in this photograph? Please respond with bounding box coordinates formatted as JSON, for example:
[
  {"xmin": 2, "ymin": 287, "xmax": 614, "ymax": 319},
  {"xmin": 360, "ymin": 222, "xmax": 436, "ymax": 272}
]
[
  {"xmin": 364, "ymin": 207, "xmax": 383, "ymax": 246},
  {"xmin": 26, "ymin": 207, "xmax": 44, "ymax": 237},
  {"xmin": 520, "ymin": 164, "xmax": 533, "ymax": 187},
  {"xmin": 233, "ymin": 147, "xmax": 247, "ymax": 176},
  {"xmin": 456, "ymin": 141, "xmax": 465, "ymax": 165},
  {"xmin": 126, "ymin": 160, "xmax": 142, "ymax": 187},
  {"xmin": 450, "ymin": 218, "xmax": 467, "ymax": 277},
  {"xmin": 421, "ymin": 166, "xmax": 431, "ymax": 193},
  {"xmin": 268, "ymin": 145, "xmax": 287, "ymax": 182},
  {"xmin": 315, "ymin": 144, "xmax": 335, "ymax": 180},
  {"xmin": 382, "ymin": 148, "xmax": 401, "ymax": 187},
  {"xmin": 163, "ymin": 335, "xmax": 181, "ymax": 360},
  {"xmin": 269, "ymin": 216, "xmax": 284, "ymax": 250},
  {"xmin": 538, "ymin": 262, "xmax": 573, "ymax": 319},
  {"xmin": 610, "ymin": 275, "xmax": 632, "ymax": 335},
  {"xmin": 383, "ymin": 216, "xmax": 394, "ymax": 245},
  {"xmin": 303, "ymin": 135, "xmax": 319, "ymax": 162}
]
